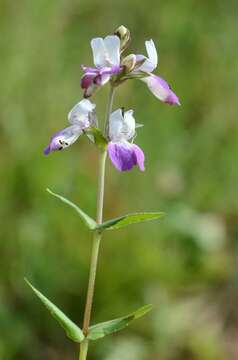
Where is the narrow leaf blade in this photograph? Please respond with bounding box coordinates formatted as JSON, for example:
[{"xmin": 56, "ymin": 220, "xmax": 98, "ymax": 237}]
[
  {"xmin": 47, "ymin": 188, "xmax": 96, "ymax": 230},
  {"xmin": 97, "ymin": 212, "xmax": 165, "ymax": 231},
  {"xmin": 88, "ymin": 304, "xmax": 153, "ymax": 340},
  {"xmin": 25, "ymin": 279, "xmax": 84, "ymax": 343}
]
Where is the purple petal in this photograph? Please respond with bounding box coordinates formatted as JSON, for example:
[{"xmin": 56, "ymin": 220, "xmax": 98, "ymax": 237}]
[
  {"xmin": 109, "ymin": 65, "xmax": 122, "ymax": 74},
  {"xmin": 81, "ymin": 68, "xmax": 110, "ymax": 97},
  {"xmin": 81, "ymin": 74, "xmax": 95, "ymax": 89},
  {"xmin": 81, "ymin": 72, "xmax": 98, "ymax": 98},
  {"xmin": 108, "ymin": 142, "xmax": 145, "ymax": 172},
  {"xmin": 81, "ymin": 65, "xmax": 122, "ymax": 98},
  {"xmin": 81, "ymin": 65, "xmax": 98, "ymax": 73},
  {"xmin": 142, "ymin": 75, "xmax": 180, "ymax": 105},
  {"xmin": 44, "ymin": 145, "xmax": 51, "ymax": 155},
  {"xmin": 44, "ymin": 125, "xmax": 82, "ymax": 155},
  {"xmin": 132, "ymin": 144, "xmax": 145, "ymax": 171},
  {"xmin": 164, "ymin": 91, "xmax": 180, "ymax": 105}
]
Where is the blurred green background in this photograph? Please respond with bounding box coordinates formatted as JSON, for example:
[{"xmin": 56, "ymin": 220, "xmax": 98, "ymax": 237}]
[{"xmin": 0, "ymin": 0, "xmax": 238, "ymax": 359}]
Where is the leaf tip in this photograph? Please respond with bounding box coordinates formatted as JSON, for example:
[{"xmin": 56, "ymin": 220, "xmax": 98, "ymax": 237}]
[
  {"xmin": 24, "ymin": 277, "xmax": 30, "ymax": 286},
  {"xmin": 133, "ymin": 303, "xmax": 153, "ymax": 319},
  {"xmin": 46, "ymin": 188, "xmax": 54, "ymax": 195},
  {"xmin": 24, "ymin": 278, "xmax": 35, "ymax": 291}
]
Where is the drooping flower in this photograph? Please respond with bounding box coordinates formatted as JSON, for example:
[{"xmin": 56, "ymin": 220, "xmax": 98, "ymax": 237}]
[
  {"xmin": 107, "ymin": 109, "xmax": 145, "ymax": 172},
  {"xmin": 44, "ymin": 99, "xmax": 96, "ymax": 155},
  {"xmin": 81, "ymin": 35, "xmax": 122, "ymax": 98},
  {"xmin": 131, "ymin": 40, "xmax": 180, "ymax": 105}
]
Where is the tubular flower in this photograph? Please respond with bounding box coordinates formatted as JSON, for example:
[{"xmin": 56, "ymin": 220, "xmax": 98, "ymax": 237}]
[
  {"xmin": 132, "ymin": 40, "xmax": 180, "ymax": 105},
  {"xmin": 107, "ymin": 109, "xmax": 145, "ymax": 172},
  {"xmin": 81, "ymin": 35, "xmax": 122, "ymax": 98},
  {"xmin": 44, "ymin": 99, "xmax": 96, "ymax": 155}
]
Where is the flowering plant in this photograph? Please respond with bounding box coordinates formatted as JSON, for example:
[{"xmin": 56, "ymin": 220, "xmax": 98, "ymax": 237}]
[{"xmin": 26, "ymin": 26, "xmax": 179, "ymax": 359}]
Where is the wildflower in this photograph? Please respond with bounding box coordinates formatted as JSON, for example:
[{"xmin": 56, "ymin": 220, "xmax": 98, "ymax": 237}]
[
  {"xmin": 132, "ymin": 40, "xmax": 180, "ymax": 105},
  {"xmin": 107, "ymin": 109, "xmax": 145, "ymax": 172},
  {"xmin": 44, "ymin": 99, "xmax": 96, "ymax": 155},
  {"xmin": 81, "ymin": 36, "xmax": 122, "ymax": 97}
]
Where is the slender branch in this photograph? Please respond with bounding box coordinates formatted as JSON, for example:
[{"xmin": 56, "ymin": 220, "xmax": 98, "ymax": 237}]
[
  {"xmin": 104, "ymin": 84, "xmax": 115, "ymax": 135},
  {"xmin": 79, "ymin": 85, "xmax": 115, "ymax": 360}
]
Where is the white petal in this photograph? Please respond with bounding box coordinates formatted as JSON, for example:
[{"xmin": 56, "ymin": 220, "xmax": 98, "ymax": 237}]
[
  {"xmin": 141, "ymin": 76, "xmax": 168, "ymax": 101},
  {"xmin": 44, "ymin": 125, "xmax": 83, "ymax": 154},
  {"xmin": 91, "ymin": 38, "xmax": 108, "ymax": 67},
  {"xmin": 68, "ymin": 99, "xmax": 96, "ymax": 126},
  {"xmin": 104, "ymin": 35, "xmax": 120, "ymax": 67},
  {"xmin": 134, "ymin": 40, "xmax": 158, "ymax": 73},
  {"xmin": 109, "ymin": 109, "xmax": 124, "ymax": 141},
  {"xmin": 145, "ymin": 40, "xmax": 158, "ymax": 68},
  {"xmin": 123, "ymin": 110, "xmax": 136, "ymax": 140},
  {"xmin": 109, "ymin": 109, "xmax": 136, "ymax": 142},
  {"xmin": 100, "ymin": 73, "xmax": 111, "ymax": 85},
  {"xmin": 59, "ymin": 125, "xmax": 83, "ymax": 147},
  {"xmin": 79, "ymin": 99, "xmax": 96, "ymax": 112}
]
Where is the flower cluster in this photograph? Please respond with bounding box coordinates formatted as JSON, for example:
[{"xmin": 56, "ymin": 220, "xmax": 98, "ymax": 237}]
[{"xmin": 44, "ymin": 26, "xmax": 180, "ymax": 172}]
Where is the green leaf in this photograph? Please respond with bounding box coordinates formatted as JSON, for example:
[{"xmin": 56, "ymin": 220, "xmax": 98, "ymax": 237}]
[
  {"xmin": 85, "ymin": 127, "xmax": 108, "ymax": 150},
  {"xmin": 88, "ymin": 304, "xmax": 153, "ymax": 341},
  {"xmin": 25, "ymin": 279, "xmax": 84, "ymax": 343},
  {"xmin": 97, "ymin": 212, "xmax": 165, "ymax": 231},
  {"xmin": 47, "ymin": 188, "xmax": 96, "ymax": 230}
]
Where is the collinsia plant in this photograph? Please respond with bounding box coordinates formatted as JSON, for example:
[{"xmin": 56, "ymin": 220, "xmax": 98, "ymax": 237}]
[{"xmin": 26, "ymin": 26, "xmax": 180, "ymax": 360}]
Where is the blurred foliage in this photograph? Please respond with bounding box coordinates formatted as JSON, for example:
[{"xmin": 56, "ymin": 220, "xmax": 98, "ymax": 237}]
[{"xmin": 0, "ymin": 0, "xmax": 238, "ymax": 359}]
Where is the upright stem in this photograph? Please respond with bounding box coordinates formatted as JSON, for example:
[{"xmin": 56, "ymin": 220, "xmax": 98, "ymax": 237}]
[
  {"xmin": 79, "ymin": 85, "xmax": 115, "ymax": 360},
  {"xmin": 79, "ymin": 340, "xmax": 88, "ymax": 360},
  {"xmin": 82, "ymin": 150, "xmax": 107, "ymax": 335}
]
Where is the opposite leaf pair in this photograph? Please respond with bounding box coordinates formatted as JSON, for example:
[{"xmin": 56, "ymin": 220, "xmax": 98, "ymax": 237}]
[
  {"xmin": 25, "ymin": 279, "xmax": 152, "ymax": 343},
  {"xmin": 44, "ymin": 100, "xmax": 145, "ymax": 172}
]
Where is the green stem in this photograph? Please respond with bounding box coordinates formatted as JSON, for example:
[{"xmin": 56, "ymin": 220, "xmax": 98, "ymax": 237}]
[
  {"xmin": 79, "ymin": 85, "xmax": 115, "ymax": 360},
  {"xmin": 82, "ymin": 150, "xmax": 107, "ymax": 336},
  {"xmin": 79, "ymin": 340, "xmax": 88, "ymax": 360},
  {"xmin": 104, "ymin": 83, "xmax": 115, "ymax": 135}
]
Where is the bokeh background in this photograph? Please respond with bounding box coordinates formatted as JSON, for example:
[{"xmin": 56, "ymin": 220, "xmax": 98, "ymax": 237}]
[{"xmin": 1, "ymin": 0, "xmax": 238, "ymax": 359}]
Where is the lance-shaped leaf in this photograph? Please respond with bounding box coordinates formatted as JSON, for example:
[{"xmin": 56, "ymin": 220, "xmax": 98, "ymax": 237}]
[
  {"xmin": 85, "ymin": 127, "xmax": 108, "ymax": 150},
  {"xmin": 47, "ymin": 188, "xmax": 96, "ymax": 230},
  {"xmin": 88, "ymin": 304, "xmax": 153, "ymax": 341},
  {"xmin": 96, "ymin": 212, "xmax": 165, "ymax": 231},
  {"xmin": 25, "ymin": 279, "xmax": 84, "ymax": 343}
]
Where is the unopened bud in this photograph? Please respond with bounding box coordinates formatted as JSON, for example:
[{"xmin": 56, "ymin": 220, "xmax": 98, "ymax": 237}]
[
  {"xmin": 114, "ymin": 25, "xmax": 131, "ymax": 52},
  {"xmin": 121, "ymin": 54, "xmax": 137, "ymax": 72}
]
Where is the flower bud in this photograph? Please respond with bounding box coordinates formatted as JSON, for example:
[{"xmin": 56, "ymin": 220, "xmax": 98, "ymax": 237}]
[
  {"xmin": 121, "ymin": 54, "xmax": 137, "ymax": 72},
  {"xmin": 114, "ymin": 25, "xmax": 131, "ymax": 52}
]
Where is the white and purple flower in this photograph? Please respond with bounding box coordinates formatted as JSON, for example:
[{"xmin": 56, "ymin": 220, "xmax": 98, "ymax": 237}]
[
  {"xmin": 107, "ymin": 109, "xmax": 145, "ymax": 172},
  {"xmin": 81, "ymin": 35, "xmax": 122, "ymax": 98},
  {"xmin": 132, "ymin": 40, "xmax": 180, "ymax": 105},
  {"xmin": 44, "ymin": 99, "xmax": 96, "ymax": 155}
]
